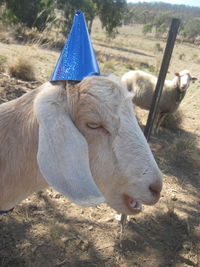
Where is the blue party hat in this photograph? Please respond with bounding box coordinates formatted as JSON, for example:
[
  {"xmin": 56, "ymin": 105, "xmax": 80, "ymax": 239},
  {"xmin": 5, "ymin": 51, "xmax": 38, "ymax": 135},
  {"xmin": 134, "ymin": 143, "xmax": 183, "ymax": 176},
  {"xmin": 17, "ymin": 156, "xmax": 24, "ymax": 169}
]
[{"xmin": 51, "ymin": 10, "xmax": 100, "ymax": 81}]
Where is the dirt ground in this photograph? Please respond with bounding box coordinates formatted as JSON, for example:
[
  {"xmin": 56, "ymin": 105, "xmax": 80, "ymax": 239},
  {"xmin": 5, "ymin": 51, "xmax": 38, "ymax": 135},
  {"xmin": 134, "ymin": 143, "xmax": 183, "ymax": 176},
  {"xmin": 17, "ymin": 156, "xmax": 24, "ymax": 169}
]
[{"xmin": 0, "ymin": 23, "xmax": 200, "ymax": 267}]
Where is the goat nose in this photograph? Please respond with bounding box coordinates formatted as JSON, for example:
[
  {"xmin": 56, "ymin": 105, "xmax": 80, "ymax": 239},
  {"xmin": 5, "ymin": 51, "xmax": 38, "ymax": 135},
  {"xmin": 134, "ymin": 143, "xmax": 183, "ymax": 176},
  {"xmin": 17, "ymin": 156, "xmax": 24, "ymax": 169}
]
[{"xmin": 149, "ymin": 179, "xmax": 162, "ymax": 199}]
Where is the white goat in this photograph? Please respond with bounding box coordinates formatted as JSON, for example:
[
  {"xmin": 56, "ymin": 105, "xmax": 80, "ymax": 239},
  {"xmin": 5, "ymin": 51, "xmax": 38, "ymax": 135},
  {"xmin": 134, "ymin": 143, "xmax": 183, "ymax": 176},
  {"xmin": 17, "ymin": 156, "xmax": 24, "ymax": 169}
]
[
  {"xmin": 0, "ymin": 75, "xmax": 162, "ymax": 215},
  {"xmin": 121, "ymin": 70, "xmax": 197, "ymax": 133}
]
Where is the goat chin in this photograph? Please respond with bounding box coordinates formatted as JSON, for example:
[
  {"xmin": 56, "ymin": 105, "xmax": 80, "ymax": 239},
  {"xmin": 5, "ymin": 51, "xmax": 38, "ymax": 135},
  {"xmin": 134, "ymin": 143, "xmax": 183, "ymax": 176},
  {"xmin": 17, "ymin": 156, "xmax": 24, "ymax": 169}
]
[{"xmin": 0, "ymin": 76, "xmax": 163, "ymax": 214}]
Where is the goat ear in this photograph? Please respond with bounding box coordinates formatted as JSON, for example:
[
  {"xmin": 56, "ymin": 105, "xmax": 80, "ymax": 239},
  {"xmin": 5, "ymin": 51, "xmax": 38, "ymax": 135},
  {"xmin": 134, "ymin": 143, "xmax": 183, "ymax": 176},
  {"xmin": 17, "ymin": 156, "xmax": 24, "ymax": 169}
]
[
  {"xmin": 35, "ymin": 87, "xmax": 104, "ymax": 207},
  {"xmin": 175, "ymin": 72, "xmax": 180, "ymax": 77},
  {"xmin": 191, "ymin": 77, "xmax": 198, "ymax": 83}
]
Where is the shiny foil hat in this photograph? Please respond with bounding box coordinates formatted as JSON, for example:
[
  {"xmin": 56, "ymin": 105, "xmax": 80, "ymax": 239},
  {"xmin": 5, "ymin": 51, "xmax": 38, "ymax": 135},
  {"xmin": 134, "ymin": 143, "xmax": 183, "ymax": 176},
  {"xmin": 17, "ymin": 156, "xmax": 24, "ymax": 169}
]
[{"xmin": 51, "ymin": 10, "xmax": 100, "ymax": 81}]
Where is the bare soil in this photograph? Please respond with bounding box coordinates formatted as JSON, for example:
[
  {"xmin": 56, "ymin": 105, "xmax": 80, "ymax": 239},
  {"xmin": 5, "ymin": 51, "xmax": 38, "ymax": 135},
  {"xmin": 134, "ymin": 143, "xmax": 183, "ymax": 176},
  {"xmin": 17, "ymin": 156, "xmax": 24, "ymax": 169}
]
[{"xmin": 0, "ymin": 23, "xmax": 200, "ymax": 267}]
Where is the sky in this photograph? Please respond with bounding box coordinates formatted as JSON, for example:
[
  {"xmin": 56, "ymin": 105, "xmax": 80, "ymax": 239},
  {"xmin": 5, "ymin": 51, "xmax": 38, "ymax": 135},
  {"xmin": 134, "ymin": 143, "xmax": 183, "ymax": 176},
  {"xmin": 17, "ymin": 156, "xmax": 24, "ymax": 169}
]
[{"xmin": 127, "ymin": 0, "xmax": 200, "ymax": 8}]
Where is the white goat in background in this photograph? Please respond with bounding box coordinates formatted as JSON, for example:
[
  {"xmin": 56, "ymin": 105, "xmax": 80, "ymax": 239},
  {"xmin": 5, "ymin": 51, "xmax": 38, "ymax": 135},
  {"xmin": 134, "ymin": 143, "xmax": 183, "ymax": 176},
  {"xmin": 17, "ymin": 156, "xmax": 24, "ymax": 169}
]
[
  {"xmin": 0, "ymin": 75, "xmax": 162, "ymax": 215},
  {"xmin": 121, "ymin": 70, "xmax": 197, "ymax": 133}
]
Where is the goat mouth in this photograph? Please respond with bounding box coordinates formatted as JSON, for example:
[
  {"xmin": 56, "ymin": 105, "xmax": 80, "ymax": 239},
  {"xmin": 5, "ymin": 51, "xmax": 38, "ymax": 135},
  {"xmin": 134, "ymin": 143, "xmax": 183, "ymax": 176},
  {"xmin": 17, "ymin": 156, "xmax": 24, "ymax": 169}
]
[{"xmin": 124, "ymin": 195, "xmax": 142, "ymax": 214}]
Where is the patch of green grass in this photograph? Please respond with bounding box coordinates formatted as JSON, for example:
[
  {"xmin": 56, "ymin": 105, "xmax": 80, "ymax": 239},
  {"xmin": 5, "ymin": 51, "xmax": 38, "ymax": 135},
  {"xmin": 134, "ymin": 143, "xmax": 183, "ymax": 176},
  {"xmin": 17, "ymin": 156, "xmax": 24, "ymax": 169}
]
[{"xmin": 101, "ymin": 60, "xmax": 116, "ymax": 73}]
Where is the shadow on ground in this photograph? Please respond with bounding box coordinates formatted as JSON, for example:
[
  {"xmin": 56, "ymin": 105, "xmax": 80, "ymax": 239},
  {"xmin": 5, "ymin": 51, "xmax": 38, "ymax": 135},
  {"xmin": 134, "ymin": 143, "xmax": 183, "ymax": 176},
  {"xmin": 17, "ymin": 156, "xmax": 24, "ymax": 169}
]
[
  {"xmin": 94, "ymin": 41, "xmax": 154, "ymax": 58},
  {"xmin": 1, "ymin": 175, "xmax": 199, "ymax": 267},
  {"xmin": 117, "ymin": 208, "xmax": 199, "ymax": 267},
  {"xmin": 0, "ymin": 75, "xmax": 199, "ymax": 267},
  {"xmin": 151, "ymin": 127, "xmax": 200, "ymax": 189},
  {"xmin": 0, "ymin": 197, "xmax": 115, "ymax": 267}
]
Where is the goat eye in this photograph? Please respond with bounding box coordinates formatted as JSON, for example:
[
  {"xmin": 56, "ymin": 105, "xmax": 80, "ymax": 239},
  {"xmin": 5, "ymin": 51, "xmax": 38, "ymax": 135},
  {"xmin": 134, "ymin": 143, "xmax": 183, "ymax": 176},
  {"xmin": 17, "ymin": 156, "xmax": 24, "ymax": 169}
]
[{"xmin": 87, "ymin": 122, "xmax": 101, "ymax": 129}]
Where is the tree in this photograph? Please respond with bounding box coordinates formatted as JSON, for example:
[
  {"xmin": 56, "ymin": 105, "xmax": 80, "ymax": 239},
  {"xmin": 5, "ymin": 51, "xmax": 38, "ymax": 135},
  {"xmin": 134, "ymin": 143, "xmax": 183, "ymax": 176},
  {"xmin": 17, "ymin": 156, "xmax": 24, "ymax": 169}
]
[
  {"xmin": 1, "ymin": 0, "xmax": 127, "ymax": 37},
  {"xmin": 181, "ymin": 19, "xmax": 200, "ymax": 43},
  {"xmin": 123, "ymin": 8, "xmax": 136, "ymax": 25},
  {"xmin": 4, "ymin": 0, "xmax": 55, "ymax": 31},
  {"xmin": 57, "ymin": 0, "xmax": 126, "ymax": 37},
  {"xmin": 94, "ymin": 0, "xmax": 127, "ymax": 36},
  {"xmin": 153, "ymin": 12, "xmax": 172, "ymax": 37},
  {"xmin": 56, "ymin": 0, "xmax": 97, "ymax": 35},
  {"xmin": 142, "ymin": 23, "xmax": 153, "ymax": 35}
]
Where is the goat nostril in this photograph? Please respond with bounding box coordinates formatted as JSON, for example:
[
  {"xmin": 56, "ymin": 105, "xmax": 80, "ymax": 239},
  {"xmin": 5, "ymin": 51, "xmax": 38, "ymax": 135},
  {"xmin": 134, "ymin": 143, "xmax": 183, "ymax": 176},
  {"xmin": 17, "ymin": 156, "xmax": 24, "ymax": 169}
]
[{"xmin": 149, "ymin": 181, "xmax": 162, "ymax": 198}]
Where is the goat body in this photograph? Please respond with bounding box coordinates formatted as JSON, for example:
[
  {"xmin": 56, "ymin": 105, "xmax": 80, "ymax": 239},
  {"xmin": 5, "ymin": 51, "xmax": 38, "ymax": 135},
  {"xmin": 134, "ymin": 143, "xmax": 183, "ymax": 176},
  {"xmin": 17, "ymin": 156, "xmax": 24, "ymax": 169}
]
[
  {"xmin": 0, "ymin": 86, "xmax": 47, "ymax": 210},
  {"xmin": 0, "ymin": 77, "xmax": 163, "ymax": 214},
  {"xmin": 122, "ymin": 70, "xmax": 197, "ymax": 132}
]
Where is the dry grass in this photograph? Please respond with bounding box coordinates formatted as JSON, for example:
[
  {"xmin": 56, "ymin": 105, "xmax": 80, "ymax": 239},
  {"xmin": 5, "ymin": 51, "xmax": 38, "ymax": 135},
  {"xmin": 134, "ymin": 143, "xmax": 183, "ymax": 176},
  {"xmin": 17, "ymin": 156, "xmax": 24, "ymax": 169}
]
[
  {"xmin": 8, "ymin": 56, "xmax": 36, "ymax": 81},
  {"xmin": 0, "ymin": 20, "xmax": 199, "ymax": 267},
  {"xmin": 0, "ymin": 22, "xmax": 14, "ymax": 44},
  {"xmin": 15, "ymin": 27, "xmax": 65, "ymax": 49},
  {"xmin": 0, "ymin": 31, "xmax": 13, "ymax": 44},
  {"xmin": 161, "ymin": 110, "xmax": 184, "ymax": 131}
]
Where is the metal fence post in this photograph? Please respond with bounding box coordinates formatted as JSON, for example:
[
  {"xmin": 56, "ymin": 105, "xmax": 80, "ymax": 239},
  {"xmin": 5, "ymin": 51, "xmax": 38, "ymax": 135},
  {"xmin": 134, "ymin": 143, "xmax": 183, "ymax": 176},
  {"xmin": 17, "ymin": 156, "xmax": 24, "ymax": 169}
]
[{"xmin": 144, "ymin": 18, "xmax": 181, "ymax": 141}]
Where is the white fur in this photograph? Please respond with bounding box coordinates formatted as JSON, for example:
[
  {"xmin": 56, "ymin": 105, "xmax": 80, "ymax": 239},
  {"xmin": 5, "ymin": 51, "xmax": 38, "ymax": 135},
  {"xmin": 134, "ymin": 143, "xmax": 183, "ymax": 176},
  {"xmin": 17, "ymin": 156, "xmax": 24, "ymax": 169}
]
[
  {"xmin": 0, "ymin": 76, "xmax": 162, "ymax": 214},
  {"xmin": 121, "ymin": 70, "xmax": 197, "ymax": 133}
]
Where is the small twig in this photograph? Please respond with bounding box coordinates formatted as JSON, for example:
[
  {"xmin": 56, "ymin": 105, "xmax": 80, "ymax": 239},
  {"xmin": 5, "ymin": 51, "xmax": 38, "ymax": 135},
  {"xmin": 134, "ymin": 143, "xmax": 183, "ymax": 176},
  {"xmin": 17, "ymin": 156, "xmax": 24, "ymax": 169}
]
[
  {"xmin": 97, "ymin": 243, "xmax": 115, "ymax": 250},
  {"xmin": 120, "ymin": 214, "xmax": 128, "ymax": 233},
  {"xmin": 0, "ymin": 72, "xmax": 40, "ymax": 84},
  {"xmin": 0, "ymin": 98, "xmax": 8, "ymax": 102},
  {"xmin": 56, "ymin": 259, "xmax": 69, "ymax": 266},
  {"xmin": 16, "ymin": 79, "xmax": 40, "ymax": 84},
  {"xmin": 56, "ymin": 259, "xmax": 97, "ymax": 266},
  {"xmin": 0, "ymin": 72, "xmax": 11, "ymax": 78}
]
